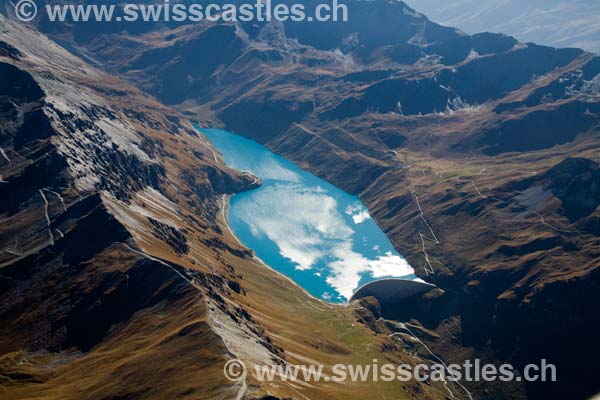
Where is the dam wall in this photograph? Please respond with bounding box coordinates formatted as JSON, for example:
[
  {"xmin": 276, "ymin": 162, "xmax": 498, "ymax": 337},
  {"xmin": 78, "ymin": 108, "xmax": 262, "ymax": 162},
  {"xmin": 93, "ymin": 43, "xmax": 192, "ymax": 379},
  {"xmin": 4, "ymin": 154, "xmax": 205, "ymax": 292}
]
[{"xmin": 349, "ymin": 278, "xmax": 436, "ymax": 303}]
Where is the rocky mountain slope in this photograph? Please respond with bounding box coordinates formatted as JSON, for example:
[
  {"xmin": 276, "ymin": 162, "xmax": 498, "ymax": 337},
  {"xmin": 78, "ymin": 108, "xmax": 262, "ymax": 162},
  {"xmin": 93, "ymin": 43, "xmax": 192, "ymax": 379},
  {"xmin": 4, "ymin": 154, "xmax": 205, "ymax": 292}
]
[
  {"xmin": 403, "ymin": 0, "xmax": 600, "ymax": 53},
  {"xmin": 0, "ymin": 15, "xmax": 459, "ymax": 400},
  {"xmin": 1, "ymin": 1, "xmax": 600, "ymax": 399}
]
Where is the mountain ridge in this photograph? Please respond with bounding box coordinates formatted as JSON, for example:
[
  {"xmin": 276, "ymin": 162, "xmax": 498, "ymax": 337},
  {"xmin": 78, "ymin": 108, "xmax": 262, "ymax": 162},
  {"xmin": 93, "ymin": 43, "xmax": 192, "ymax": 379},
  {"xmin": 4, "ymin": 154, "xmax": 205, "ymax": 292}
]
[
  {"xmin": 403, "ymin": 0, "xmax": 600, "ymax": 53},
  {"xmin": 1, "ymin": 1, "xmax": 600, "ymax": 398},
  {"xmin": 0, "ymin": 14, "xmax": 457, "ymax": 400}
]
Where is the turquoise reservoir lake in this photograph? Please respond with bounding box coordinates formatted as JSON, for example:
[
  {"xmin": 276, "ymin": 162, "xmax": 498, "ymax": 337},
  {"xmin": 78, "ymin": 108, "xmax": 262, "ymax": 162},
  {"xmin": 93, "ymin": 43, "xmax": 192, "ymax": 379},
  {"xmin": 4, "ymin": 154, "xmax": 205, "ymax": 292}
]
[{"xmin": 201, "ymin": 128, "xmax": 417, "ymax": 303}]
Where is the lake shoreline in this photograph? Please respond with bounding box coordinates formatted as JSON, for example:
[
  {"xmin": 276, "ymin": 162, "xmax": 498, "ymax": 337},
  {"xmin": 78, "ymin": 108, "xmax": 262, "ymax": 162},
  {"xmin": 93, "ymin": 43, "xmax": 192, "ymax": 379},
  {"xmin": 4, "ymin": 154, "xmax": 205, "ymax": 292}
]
[{"xmin": 200, "ymin": 127, "xmax": 417, "ymax": 303}]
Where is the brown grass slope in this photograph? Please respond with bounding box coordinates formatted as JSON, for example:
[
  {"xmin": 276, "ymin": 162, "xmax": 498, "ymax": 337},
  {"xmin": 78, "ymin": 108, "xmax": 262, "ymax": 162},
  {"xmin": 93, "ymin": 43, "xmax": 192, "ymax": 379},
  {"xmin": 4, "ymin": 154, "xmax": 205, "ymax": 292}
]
[
  {"xmin": 0, "ymin": 17, "xmax": 454, "ymax": 400},
  {"xmin": 5, "ymin": 1, "xmax": 600, "ymax": 397},
  {"xmin": 32, "ymin": 5, "xmax": 600, "ymax": 398}
]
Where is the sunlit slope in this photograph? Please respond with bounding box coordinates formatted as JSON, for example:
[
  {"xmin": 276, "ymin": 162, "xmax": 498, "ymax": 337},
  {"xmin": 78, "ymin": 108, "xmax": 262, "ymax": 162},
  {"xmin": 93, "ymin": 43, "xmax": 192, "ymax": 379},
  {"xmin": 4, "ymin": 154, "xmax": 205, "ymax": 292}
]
[{"xmin": 0, "ymin": 16, "xmax": 451, "ymax": 400}]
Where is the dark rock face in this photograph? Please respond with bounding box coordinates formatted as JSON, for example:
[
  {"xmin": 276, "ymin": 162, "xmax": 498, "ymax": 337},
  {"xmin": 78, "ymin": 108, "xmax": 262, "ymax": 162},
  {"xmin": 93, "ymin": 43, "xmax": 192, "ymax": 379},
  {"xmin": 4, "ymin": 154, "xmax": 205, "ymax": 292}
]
[
  {"xmin": 0, "ymin": 62, "xmax": 47, "ymax": 153},
  {"xmin": 0, "ymin": 194, "xmax": 133, "ymax": 352},
  {"xmin": 581, "ymin": 215, "xmax": 600, "ymax": 236},
  {"xmin": 424, "ymin": 32, "xmax": 518, "ymax": 66},
  {"xmin": 274, "ymin": 0, "xmax": 459, "ymax": 58},
  {"xmin": 149, "ymin": 217, "xmax": 189, "ymax": 255},
  {"xmin": 201, "ymin": 237, "xmax": 253, "ymax": 259},
  {"xmin": 63, "ymin": 257, "xmax": 191, "ymax": 351},
  {"xmin": 0, "ymin": 148, "xmax": 69, "ymax": 215},
  {"xmin": 379, "ymin": 44, "xmax": 423, "ymax": 64},
  {"xmin": 0, "ymin": 62, "xmax": 43, "ymax": 102},
  {"xmin": 507, "ymin": 158, "xmax": 600, "ymax": 221},
  {"xmin": 57, "ymin": 196, "xmax": 132, "ymax": 265},
  {"xmin": 0, "ymin": 41, "xmax": 22, "ymax": 60},
  {"xmin": 379, "ymin": 131, "xmax": 407, "ymax": 148},
  {"xmin": 220, "ymin": 98, "xmax": 314, "ymax": 142},
  {"xmin": 98, "ymin": 149, "xmax": 166, "ymax": 201},
  {"xmin": 128, "ymin": 24, "xmax": 246, "ymax": 105},
  {"xmin": 14, "ymin": 107, "xmax": 56, "ymax": 150},
  {"xmin": 438, "ymin": 45, "xmax": 583, "ymax": 103},
  {"xmin": 493, "ymin": 269, "xmax": 600, "ymax": 400},
  {"xmin": 321, "ymin": 78, "xmax": 451, "ymax": 119},
  {"xmin": 543, "ymin": 158, "xmax": 600, "ymax": 221},
  {"xmin": 182, "ymin": 164, "xmax": 259, "ymax": 202},
  {"xmin": 479, "ymin": 103, "xmax": 598, "ymax": 155}
]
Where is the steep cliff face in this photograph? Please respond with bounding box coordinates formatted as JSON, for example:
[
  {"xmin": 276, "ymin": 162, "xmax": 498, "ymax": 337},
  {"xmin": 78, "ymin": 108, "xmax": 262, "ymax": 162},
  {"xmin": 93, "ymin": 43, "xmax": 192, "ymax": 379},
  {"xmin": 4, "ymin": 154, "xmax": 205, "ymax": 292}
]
[{"xmin": 0, "ymin": 16, "xmax": 454, "ymax": 400}]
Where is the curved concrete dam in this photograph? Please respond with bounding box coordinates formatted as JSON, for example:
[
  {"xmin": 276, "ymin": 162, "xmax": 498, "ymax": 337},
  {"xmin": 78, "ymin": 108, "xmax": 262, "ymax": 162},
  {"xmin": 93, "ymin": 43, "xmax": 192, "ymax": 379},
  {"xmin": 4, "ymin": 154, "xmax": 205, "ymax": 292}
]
[{"xmin": 350, "ymin": 278, "xmax": 436, "ymax": 303}]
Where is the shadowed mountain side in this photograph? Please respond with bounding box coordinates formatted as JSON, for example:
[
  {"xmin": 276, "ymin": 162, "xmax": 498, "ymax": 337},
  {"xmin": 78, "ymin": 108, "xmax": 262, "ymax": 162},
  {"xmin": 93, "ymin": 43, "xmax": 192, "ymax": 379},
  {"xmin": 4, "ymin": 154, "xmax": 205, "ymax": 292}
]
[
  {"xmin": 0, "ymin": 16, "xmax": 453, "ymax": 400},
  {"xmin": 504, "ymin": 157, "xmax": 600, "ymax": 221},
  {"xmin": 3, "ymin": 2, "xmax": 600, "ymax": 398},
  {"xmin": 0, "ymin": 241, "xmax": 244, "ymax": 400}
]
